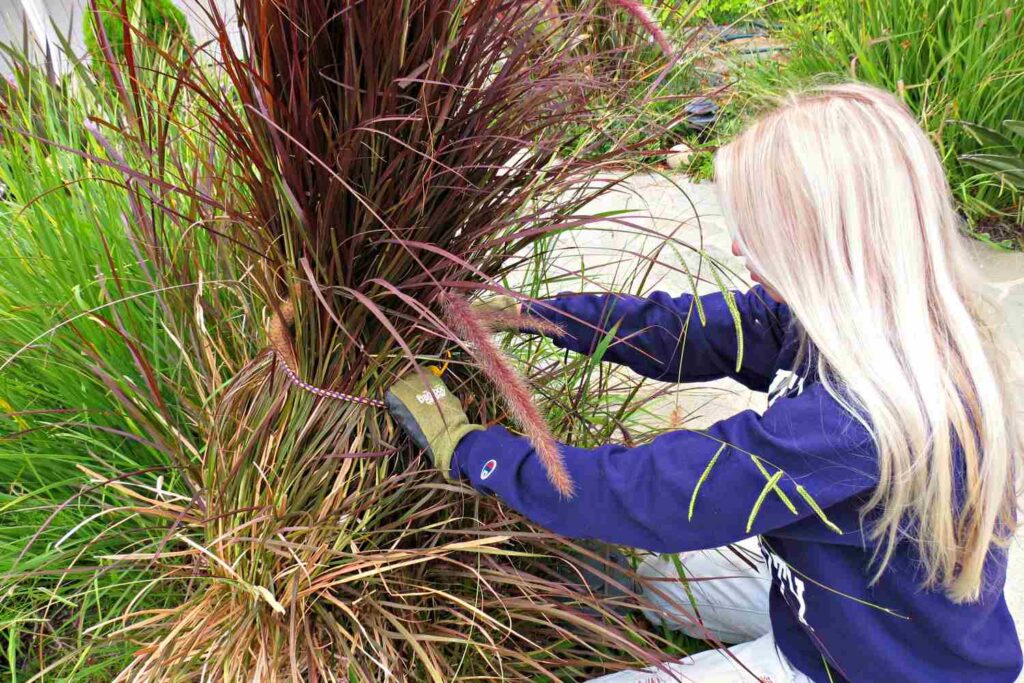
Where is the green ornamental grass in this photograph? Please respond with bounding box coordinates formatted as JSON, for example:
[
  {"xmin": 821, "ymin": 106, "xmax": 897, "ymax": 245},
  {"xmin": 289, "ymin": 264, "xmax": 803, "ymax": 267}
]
[
  {"xmin": 733, "ymin": 0, "xmax": 1024, "ymax": 231},
  {"xmin": 83, "ymin": 0, "xmax": 192, "ymax": 63}
]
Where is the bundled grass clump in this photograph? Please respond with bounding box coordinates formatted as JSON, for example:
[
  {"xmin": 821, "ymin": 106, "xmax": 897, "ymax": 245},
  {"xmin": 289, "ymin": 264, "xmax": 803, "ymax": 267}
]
[{"xmin": 0, "ymin": 1, "xmax": 716, "ymax": 679}]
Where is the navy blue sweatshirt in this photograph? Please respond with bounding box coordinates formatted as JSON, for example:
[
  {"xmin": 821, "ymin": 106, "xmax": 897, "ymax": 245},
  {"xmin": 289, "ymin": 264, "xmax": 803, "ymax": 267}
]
[{"xmin": 450, "ymin": 287, "xmax": 1022, "ymax": 682}]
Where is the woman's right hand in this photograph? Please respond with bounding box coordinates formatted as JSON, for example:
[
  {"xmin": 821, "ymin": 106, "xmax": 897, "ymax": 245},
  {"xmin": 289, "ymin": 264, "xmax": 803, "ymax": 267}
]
[
  {"xmin": 470, "ymin": 292, "xmax": 569, "ymax": 339},
  {"xmin": 470, "ymin": 294, "xmax": 520, "ymax": 316}
]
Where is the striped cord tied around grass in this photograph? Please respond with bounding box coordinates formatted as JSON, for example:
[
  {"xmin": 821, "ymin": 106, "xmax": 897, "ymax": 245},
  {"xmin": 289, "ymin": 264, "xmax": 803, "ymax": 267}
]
[{"xmin": 267, "ymin": 300, "xmax": 385, "ymax": 408}]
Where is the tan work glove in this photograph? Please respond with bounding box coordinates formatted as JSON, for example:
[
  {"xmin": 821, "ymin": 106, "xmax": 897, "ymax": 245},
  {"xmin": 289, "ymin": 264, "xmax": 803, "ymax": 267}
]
[
  {"xmin": 385, "ymin": 373, "xmax": 484, "ymax": 478},
  {"xmin": 470, "ymin": 294, "xmax": 520, "ymax": 316}
]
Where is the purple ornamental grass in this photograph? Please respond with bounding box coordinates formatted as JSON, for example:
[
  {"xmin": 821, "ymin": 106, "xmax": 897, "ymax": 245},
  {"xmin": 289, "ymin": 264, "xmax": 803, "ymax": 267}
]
[{"xmin": 0, "ymin": 0, "xmax": 712, "ymax": 677}]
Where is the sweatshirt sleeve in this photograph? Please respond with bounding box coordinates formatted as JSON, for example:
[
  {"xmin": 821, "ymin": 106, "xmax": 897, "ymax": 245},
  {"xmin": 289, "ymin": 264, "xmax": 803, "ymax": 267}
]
[
  {"xmin": 523, "ymin": 286, "xmax": 790, "ymax": 392},
  {"xmin": 451, "ymin": 383, "xmax": 878, "ymax": 552}
]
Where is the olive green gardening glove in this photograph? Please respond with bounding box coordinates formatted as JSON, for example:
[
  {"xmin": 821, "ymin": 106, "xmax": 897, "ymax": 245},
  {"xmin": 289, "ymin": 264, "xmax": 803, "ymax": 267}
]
[
  {"xmin": 470, "ymin": 294, "xmax": 520, "ymax": 316},
  {"xmin": 385, "ymin": 373, "xmax": 484, "ymax": 479}
]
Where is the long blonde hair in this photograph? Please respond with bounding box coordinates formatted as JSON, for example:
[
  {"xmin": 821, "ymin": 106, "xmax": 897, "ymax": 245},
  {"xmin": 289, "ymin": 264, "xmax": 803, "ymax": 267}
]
[{"xmin": 715, "ymin": 83, "xmax": 1022, "ymax": 602}]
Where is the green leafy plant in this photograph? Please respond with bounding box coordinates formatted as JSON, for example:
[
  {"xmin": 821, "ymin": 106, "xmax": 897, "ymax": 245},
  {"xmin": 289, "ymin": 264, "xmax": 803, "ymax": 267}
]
[
  {"xmin": 960, "ymin": 120, "xmax": 1024, "ymax": 189},
  {"xmin": 958, "ymin": 119, "xmax": 1024, "ymax": 248},
  {"xmin": 732, "ymin": 0, "xmax": 1024, "ymax": 238},
  {"xmin": 83, "ymin": 0, "xmax": 191, "ymax": 63},
  {"xmin": 691, "ymin": 0, "xmax": 775, "ymax": 23}
]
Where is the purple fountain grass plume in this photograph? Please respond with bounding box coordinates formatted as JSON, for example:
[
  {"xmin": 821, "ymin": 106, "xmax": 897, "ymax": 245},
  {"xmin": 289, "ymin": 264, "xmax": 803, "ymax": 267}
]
[
  {"xmin": 442, "ymin": 293, "xmax": 575, "ymax": 498},
  {"xmin": 605, "ymin": 0, "xmax": 674, "ymax": 58}
]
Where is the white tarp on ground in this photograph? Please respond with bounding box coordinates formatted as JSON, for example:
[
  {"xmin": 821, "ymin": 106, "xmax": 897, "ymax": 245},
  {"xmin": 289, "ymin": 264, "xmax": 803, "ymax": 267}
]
[
  {"xmin": 0, "ymin": 0, "xmax": 86, "ymax": 72},
  {"xmin": 0, "ymin": 0, "xmax": 239, "ymax": 75}
]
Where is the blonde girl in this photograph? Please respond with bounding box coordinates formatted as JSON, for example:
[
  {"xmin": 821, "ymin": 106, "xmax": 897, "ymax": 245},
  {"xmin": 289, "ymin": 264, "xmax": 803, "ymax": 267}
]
[{"xmin": 387, "ymin": 83, "xmax": 1022, "ymax": 681}]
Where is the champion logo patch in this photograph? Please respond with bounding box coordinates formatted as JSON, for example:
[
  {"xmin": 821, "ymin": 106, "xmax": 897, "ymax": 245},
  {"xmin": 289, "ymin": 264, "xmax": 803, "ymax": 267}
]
[{"xmin": 480, "ymin": 459, "xmax": 497, "ymax": 480}]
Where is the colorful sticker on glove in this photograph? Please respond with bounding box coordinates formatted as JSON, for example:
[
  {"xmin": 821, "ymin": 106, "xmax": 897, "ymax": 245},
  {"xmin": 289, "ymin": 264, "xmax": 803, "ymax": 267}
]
[
  {"xmin": 480, "ymin": 459, "xmax": 497, "ymax": 480},
  {"xmin": 415, "ymin": 383, "xmax": 447, "ymax": 404}
]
